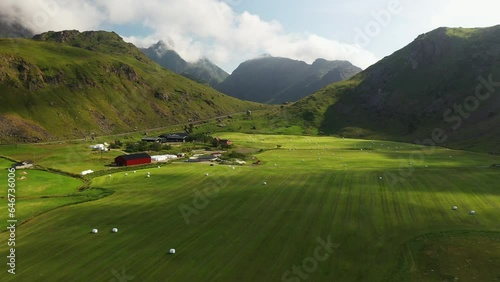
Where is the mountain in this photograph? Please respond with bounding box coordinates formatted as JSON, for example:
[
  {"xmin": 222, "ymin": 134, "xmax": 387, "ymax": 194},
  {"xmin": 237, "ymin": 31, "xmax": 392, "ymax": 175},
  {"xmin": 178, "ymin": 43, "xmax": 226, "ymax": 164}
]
[
  {"xmin": 182, "ymin": 58, "xmax": 229, "ymax": 86},
  {"xmin": 141, "ymin": 41, "xmax": 229, "ymax": 86},
  {"xmin": 0, "ymin": 30, "xmax": 266, "ymax": 143},
  {"xmin": 286, "ymin": 26, "xmax": 500, "ymax": 153},
  {"xmin": 214, "ymin": 56, "xmax": 362, "ymax": 104},
  {"xmin": 140, "ymin": 41, "xmax": 188, "ymax": 73},
  {"xmin": 0, "ymin": 20, "xmax": 33, "ymax": 38}
]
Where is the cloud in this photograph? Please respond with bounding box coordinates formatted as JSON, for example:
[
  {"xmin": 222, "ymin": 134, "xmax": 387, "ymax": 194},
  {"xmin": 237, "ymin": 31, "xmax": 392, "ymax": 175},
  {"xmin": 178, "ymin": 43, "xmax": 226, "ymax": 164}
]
[
  {"xmin": 428, "ymin": 0, "xmax": 500, "ymax": 28},
  {"xmin": 0, "ymin": 0, "xmax": 105, "ymax": 32},
  {"xmin": 113, "ymin": 1, "xmax": 380, "ymax": 71},
  {"xmin": 0, "ymin": 0, "xmax": 381, "ymax": 72}
]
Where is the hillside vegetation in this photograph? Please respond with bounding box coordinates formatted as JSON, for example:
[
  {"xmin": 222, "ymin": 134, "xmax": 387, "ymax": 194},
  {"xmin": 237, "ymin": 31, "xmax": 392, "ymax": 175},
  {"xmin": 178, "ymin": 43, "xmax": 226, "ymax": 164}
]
[
  {"xmin": 0, "ymin": 31, "xmax": 267, "ymax": 143},
  {"xmin": 286, "ymin": 26, "xmax": 500, "ymax": 153}
]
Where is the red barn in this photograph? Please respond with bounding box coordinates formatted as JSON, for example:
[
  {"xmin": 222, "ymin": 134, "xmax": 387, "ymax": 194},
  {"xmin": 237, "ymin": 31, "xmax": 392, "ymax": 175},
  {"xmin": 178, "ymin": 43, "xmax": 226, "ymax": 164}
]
[{"xmin": 115, "ymin": 153, "xmax": 151, "ymax": 166}]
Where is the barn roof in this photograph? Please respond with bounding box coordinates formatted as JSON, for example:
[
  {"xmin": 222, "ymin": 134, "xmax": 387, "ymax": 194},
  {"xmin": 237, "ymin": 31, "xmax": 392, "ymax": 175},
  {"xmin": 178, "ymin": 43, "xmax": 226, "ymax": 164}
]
[
  {"xmin": 159, "ymin": 133, "xmax": 189, "ymax": 138},
  {"xmin": 116, "ymin": 153, "xmax": 151, "ymax": 160}
]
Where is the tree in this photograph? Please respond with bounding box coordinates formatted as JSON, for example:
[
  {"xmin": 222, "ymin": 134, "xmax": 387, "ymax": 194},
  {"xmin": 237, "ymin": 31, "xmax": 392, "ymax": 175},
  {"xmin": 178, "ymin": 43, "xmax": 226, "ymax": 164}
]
[
  {"xmin": 109, "ymin": 139, "xmax": 122, "ymax": 149},
  {"xmin": 149, "ymin": 142, "xmax": 162, "ymax": 152}
]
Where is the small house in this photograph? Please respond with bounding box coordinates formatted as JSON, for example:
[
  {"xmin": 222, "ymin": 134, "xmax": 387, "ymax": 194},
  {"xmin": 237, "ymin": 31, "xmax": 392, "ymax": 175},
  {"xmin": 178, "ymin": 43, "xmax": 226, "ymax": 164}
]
[
  {"xmin": 12, "ymin": 161, "xmax": 33, "ymax": 169},
  {"xmin": 89, "ymin": 144, "xmax": 108, "ymax": 151},
  {"xmin": 213, "ymin": 137, "xmax": 232, "ymax": 147},
  {"xmin": 115, "ymin": 153, "xmax": 151, "ymax": 166}
]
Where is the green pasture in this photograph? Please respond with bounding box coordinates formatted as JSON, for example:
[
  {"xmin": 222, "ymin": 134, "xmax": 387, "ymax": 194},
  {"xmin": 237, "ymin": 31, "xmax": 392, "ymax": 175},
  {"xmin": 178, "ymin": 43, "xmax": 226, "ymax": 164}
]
[
  {"xmin": 0, "ymin": 158, "xmax": 108, "ymax": 230},
  {"xmin": 0, "ymin": 142, "xmax": 124, "ymax": 174},
  {"xmin": 0, "ymin": 133, "xmax": 499, "ymax": 281}
]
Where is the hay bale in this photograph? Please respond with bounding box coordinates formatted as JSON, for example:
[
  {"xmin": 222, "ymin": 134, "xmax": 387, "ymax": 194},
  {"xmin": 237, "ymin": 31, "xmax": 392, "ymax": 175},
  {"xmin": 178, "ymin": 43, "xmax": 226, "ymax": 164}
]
[
  {"xmin": 452, "ymin": 206, "xmax": 458, "ymax": 210},
  {"xmin": 470, "ymin": 210, "xmax": 476, "ymax": 215},
  {"xmin": 112, "ymin": 228, "xmax": 118, "ymax": 233},
  {"xmin": 169, "ymin": 249, "xmax": 176, "ymax": 254},
  {"xmin": 91, "ymin": 229, "xmax": 98, "ymax": 234},
  {"xmin": 263, "ymin": 182, "xmax": 267, "ymax": 185},
  {"xmin": 205, "ymin": 173, "xmax": 209, "ymax": 176}
]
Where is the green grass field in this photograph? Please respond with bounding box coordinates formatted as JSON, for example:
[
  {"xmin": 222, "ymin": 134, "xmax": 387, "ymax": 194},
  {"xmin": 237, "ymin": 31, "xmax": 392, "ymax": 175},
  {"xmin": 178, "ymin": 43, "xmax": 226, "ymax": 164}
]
[
  {"xmin": 0, "ymin": 158, "xmax": 111, "ymax": 230},
  {"xmin": 1, "ymin": 133, "xmax": 499, "ymax": 281},
  {"xmin": 0, "ymin": 142, "xmax": 125, "ymax": 174}
]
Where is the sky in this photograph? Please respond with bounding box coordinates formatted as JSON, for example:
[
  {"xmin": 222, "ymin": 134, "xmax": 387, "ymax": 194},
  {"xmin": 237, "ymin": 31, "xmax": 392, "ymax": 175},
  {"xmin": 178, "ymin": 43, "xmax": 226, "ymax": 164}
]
[{"xmin": 1, "ymin": 0, "xmax": 499, "ymax": 73}]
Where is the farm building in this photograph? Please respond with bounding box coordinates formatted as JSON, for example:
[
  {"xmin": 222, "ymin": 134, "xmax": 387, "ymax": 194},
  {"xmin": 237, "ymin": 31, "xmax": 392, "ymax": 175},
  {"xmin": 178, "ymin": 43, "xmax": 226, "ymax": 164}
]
[
  {"xmin": 211, "ymin": 152, "xmax": 223, "ymax": 157},
  {"xmin": 159, "ymin": 133, "xmax": 189, "ymax": 143},
  {"xmin": 115, "ymin": 153, "xmax": 151, "ymax": 166},
  {"xmin": 151, "ymin": 155, "xmax": 178, "ymax": 162},
  {"xmin": 12, "ymin": 161, "xmax": 33, "ymax": 169},
  {"xmin": 141, "ymin": 137, "xmax": 163, "ymax": 143},
  {"xmin": 213, "ymin": 137, "xmax": 232, "ymax": 147},
  {"xmin": 89, "ymin": 143, "xmax": 109, "ymax": 151}
]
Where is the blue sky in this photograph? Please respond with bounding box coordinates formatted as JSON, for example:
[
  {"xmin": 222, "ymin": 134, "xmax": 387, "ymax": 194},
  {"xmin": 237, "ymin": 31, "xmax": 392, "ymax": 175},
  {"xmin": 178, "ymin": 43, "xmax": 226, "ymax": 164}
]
[{"xmin": 2, "ymin": 0, "xmax": 499, "ymax": 73}]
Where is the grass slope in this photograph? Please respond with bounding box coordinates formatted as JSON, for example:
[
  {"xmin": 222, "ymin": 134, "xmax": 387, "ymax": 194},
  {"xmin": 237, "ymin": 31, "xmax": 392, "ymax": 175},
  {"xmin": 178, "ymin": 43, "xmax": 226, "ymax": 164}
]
[
  {"xmin": 0, "ymin": 133, "xmax": 499, "ymax": 281},
  {"xmin": 284, "ymin": 25, "xmax": 500, "ymax": 153},
  {"xmin": 0, "ymin": 33, "xmax": 267, "ymax": 143}
]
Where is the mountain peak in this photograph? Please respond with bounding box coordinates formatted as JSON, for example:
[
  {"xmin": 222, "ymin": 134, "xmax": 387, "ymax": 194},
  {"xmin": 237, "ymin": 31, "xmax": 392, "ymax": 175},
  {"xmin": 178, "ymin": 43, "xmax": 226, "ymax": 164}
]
[
  {"xmin": 216, "ymin": 56, "xmax": 361, "ymax": 104},
  {"xmin": 141, "ymin": 43, "xmax": 228, "ymax": 86}
]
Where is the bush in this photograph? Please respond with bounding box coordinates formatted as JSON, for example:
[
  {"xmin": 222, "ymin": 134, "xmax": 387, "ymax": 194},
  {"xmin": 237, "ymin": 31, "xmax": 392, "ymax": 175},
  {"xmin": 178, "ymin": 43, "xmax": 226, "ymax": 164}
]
[
  {"xmin": 187, "ymin": 133, "xmax": 213, "ymax": 143},
  {"xmin": 221, "ymin": 151, "xmax": 248, "ymax": 160},
  {"xmin": 125, "ymin": 141, "xmax": 161, "ymax": 153},
  {"xmin": 109, "ymin": 139, "xmax": 122, "ymax": 149}
]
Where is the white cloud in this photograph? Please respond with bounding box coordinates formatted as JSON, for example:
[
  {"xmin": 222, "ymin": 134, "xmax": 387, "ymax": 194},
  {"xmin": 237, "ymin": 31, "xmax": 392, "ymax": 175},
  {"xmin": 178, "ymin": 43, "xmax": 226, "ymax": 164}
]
[
  {"xmin": 0, "ymin": 0, "xmax": 105, "ymax": 32},
  {"xmin": 114, "ymin": 0, "xmax": 380, "ymax": 71},
  {"xmin": 428, "ymin": 0, "xmax": 500, "ymax": 28},
  {"xmin": 0, "ymin": 0, "xmax": 381, "ymax": 72}
]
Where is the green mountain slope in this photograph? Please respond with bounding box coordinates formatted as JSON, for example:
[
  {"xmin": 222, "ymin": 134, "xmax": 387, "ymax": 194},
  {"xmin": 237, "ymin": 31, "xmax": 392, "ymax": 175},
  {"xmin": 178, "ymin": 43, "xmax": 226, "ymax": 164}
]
[
  {"xmin": 215, "ymin": 56, "xmax": 361, "ymax": 104},
  {"xmin": 0, "ymin": 31, "xmax": 267, "ymax": 143},
  {"xmin": 286, "ymin": 26, "xmax": 500, "ymax": 153}
]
